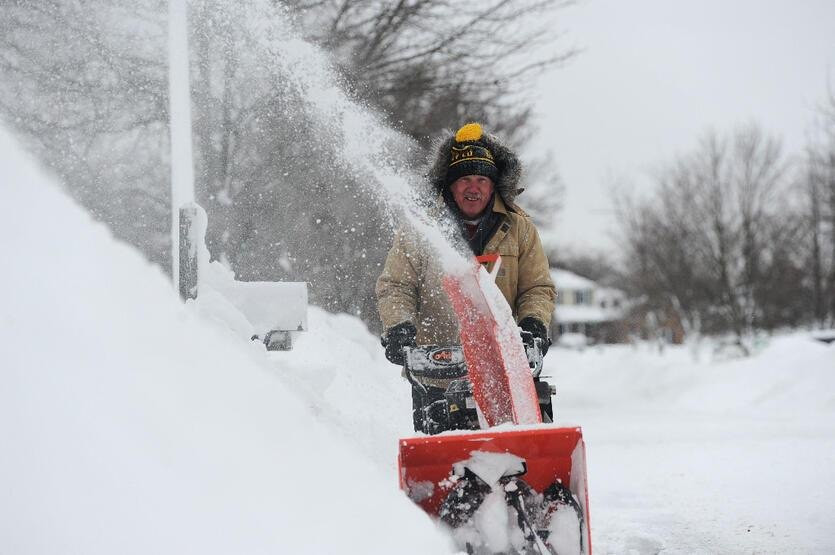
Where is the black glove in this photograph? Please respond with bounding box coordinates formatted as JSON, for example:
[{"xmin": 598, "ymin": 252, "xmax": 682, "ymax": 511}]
[
  {"xmin": 381, "ymin": 321, "xmax": 417, "ymax": 365},
  {"xmin": 519, "ymin": 317, "xmax": 551, "ymax": 356}
]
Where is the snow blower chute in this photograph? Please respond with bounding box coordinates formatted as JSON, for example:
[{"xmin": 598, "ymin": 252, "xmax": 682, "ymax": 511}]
[{"xmin": 397, "ymin": 256, "xmax": 591, "ymax": 554}]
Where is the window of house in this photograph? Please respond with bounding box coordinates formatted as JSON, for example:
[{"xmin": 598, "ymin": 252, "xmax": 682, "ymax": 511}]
[{"xmin": 573, "ymin": 289, "xmax": 592, "ymax": 305}]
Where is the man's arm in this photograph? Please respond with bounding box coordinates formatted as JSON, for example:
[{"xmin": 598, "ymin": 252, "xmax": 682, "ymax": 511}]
[
  {"xmin": 376, "ymin": 229, "xmax": 421, "ymax": 330},
  {"xmin": 514, "ymin": 219, "xmax": 556, "ymax": 327}
]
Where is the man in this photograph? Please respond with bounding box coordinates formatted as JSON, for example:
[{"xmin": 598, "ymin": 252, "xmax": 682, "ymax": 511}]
[{"xmin": 376, "ymin": 123, "xmax": 556, "ymax": 430}]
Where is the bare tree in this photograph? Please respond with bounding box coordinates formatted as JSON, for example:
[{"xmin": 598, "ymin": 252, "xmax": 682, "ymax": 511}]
[
  {"xmin": 801, "ymin": 87, "xmax": 835, "ymax": 327},
  {"xmin": 617, "ymin": 125, "xmax": 796, "ymax": 343},
  {"xmin": 546, "ymin": 245, "xmax": 621, "ymax": 287},
  {"xmin": 285, "ymin": 0, "xmax": 574, "ymax": 234},
  {"xmin": 0, "ymin": 0, "xmax": 572, "ymax": 327},
  {"xmin": 0, "ymin": 0, "xmax": 170, "ymax": 265},
  {"xmin": 285, "ymin": 0, "xmax": 577, "ymax": 144},
  {"xmin": 821, "ymin": 90, "xmax": 835, "ymax": 324}
]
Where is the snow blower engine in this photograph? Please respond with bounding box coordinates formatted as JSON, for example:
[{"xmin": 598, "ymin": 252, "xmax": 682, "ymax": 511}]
[{"xmin": 402, "ymin": 335, "xmax": 553, "ymax": 435}]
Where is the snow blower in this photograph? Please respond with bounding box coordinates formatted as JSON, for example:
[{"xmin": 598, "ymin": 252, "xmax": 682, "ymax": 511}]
[{"xmin": 397, "ymin": 256, "xmax": 591, "ymax": 554}]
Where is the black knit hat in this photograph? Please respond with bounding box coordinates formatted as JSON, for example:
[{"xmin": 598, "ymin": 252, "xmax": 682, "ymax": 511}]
[
  {"xmin": 445, "ymin": 123, "xmax": 499, "ymax": 185},
  {"xmin": 428, "ymin": 122, "xmax": 523, "ymax": 205}
]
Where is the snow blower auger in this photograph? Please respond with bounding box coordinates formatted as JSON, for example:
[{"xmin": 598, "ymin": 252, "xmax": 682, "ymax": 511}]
[{"xmin": 397, "ymin": 255, "xmax": 591, "ymax": 555}]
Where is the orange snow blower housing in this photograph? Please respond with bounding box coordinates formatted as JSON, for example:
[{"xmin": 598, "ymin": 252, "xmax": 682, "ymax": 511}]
[
  {"xmin": 398, "ymin": 427, "xmax": 589, "ymax": 523},
  {"xmin": 397, "ymin": 257, "xmax": 592, "ymax": 554}
]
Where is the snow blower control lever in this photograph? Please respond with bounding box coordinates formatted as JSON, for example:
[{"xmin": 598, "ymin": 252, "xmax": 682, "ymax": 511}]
[{"xmin": 402, "ymin": 342, "xmax": 554, "ymax": 435}]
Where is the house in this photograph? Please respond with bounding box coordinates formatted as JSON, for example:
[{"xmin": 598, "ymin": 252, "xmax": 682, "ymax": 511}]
[{"xmin": 550, "ymin": 268, "xmax": 629, "ymax": 344}]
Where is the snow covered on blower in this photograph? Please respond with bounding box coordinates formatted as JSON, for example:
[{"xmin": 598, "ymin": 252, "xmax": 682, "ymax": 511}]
[{"xmin": 398, "ymin": 256, "xmax": 591, "ymax": 554}]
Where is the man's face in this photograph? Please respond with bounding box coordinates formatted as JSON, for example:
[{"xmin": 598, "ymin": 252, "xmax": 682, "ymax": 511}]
[{"xmin": 450, "ymin": 175, "xmax": 494, "ymax": 219}]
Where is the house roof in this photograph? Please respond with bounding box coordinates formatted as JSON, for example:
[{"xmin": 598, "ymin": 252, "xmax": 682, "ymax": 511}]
[
  {"xmin": 550, "ymin": 269, "xmax": 597, "ymax": 291},
  {"xmin": 554, "ymin": 304, "xmax": 611, "ymax": 324},
  {"xmin": 550, "ymin": 268, "xmax": 628, "ymax": 324}
]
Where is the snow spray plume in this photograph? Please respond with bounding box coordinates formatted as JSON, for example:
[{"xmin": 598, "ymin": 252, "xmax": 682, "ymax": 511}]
[{"xmin": 195, "ymin": 0, "xmax": 471, "ymax": 276}]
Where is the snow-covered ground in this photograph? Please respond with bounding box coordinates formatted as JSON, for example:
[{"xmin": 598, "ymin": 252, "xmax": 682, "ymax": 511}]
[
  {"xmin": 555, "ymin": 340, "xmax": 835, "ymax": 554},
  {"xmin": 281, "ymin": 321, "xmax": 835, "ymax": 554},
  {"xmin": 0, "ymin": 128, "xmax": 448, "ymax": 554},
  {"xmin": 3, "ymin": 128, "xmax": 834, "ymax": 554}
]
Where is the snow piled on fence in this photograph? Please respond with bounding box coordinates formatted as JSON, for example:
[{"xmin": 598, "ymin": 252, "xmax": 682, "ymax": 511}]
[{"xmin": 0, "ymin": 128, "xmax": 450, "ymax": 553}]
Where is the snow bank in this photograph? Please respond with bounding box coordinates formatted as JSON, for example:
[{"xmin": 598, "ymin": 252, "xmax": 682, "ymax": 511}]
[
  {"xmin": 3, "ymin": 120, "xmax": 833, "ymax": 554},
  {"xmin": 552, "ymin": 335, "xmax": 835, "ymax": 417},
  {"xmin": 550, "ymin": 338, "xmax": 835, "ymax": 554},
  {"xmin": 0, "ymin": 128, "xmax": 450, "ymax": 553},
  {"xmin": 264, "ymin": 306, "xmax": 415, "ymax": 470}
]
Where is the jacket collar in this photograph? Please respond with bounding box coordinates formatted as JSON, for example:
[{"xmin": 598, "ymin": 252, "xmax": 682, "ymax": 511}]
[{"xmin": 492, "ymin": 194, "xmax": 509, "ymax": 215}]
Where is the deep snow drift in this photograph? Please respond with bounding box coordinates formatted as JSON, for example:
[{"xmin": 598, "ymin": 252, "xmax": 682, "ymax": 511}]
[
  {"xmin": 555, "ymin": 338, "xmax": 835, "ymax": 554},
  {"xmin": 3, "ymin": 127, "xmax": 834, "ymax": 554},
  {"xmin": 0, "ymin": 128, "xmax": 450, "ymax": 553}
]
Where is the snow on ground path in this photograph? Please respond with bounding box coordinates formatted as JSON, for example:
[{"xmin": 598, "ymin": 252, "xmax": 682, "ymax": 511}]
[
  {"xmin": 264, "ymin": 306, "xmax": 416, "ymax": 472},
  {"xmin": 551, "ymin": 340, "xmax": 835, "ymax": 554},
  {"xmin": 0, "ymin": 128, "xmax": 451, "ymax": 554},
  {"xmin": 5, "ymin": 124, "xmax": 834, "ymax": 554},
  {"xmin": 266, "ymin": 309, "xmax": 835, "ymax": 553}
]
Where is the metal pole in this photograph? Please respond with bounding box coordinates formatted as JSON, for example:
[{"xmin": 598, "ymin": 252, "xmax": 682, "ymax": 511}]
[
  {"xmin": 168, "ymin": 0, "xmax": 196, "ymax": 287},
  {"xmin": 178, "ymin": 204, "xmax": 200, "ymax": 300}
]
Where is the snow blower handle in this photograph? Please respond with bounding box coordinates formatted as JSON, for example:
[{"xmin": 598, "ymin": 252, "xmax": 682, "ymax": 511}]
[
  {"xmin": 381, "ymin": 322, "xmax": 417, "ymax": 365},
  {"xmin": 401, "ymin": 347, "xmax": 427, "ymax": 394},
  {"xmin": 520, "ymin": 332, "xmax": 544, "ymax": 377},
  {"xmin": 401, "ymin": 346, "xmax": 469, "ymax": 394}
]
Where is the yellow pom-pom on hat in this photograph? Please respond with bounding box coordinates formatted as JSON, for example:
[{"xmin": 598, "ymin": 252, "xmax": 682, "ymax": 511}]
[
  {"xmin": 447, "ymin": 122, "xmax": 497, "ymax": 184},
  {"xmin": 455, "ymin": 122, "xmax": 483, "ymax": 143}
]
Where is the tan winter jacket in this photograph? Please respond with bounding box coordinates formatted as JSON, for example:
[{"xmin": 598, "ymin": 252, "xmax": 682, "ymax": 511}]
[{"xmin": 376, "ymin": 195, "xmax": 556, "ymax": 346}]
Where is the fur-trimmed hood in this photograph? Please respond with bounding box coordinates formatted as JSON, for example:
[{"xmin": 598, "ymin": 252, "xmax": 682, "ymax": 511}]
[{"xmin": 426, "ymin": 125, "xmax": 524, "ymax": 205}]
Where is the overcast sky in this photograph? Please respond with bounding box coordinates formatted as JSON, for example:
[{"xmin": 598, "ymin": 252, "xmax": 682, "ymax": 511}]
[{"xmin": 531, "ymin": 0, "xmax": 835, "ymax": 254}]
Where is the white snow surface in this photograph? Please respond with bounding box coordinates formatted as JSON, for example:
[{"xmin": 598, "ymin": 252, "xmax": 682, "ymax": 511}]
[
  {"xmin": 551, "ymin": 269, "xmax": 598, "ymax": 291},
  {"xmin": 2, "ymin": 128, "xmax": 835, "ymax": 554},
  {"xmin": 549, "ymin": 505, "xmax": 583, "ymax": 555},
  {"xmin": 0, "ymin": 128, "xmax": 450, "ymax": 554},
  {"xmin": 555, "ymin": 341, "xmax": 835, "ymax": 554},
  {"xmin": 454, "ymin": 451, "xmax": 527, "ymax": 485},
  {"xmin": 554, "ymin": 304, "xmax": 611, "ymax": 324}
]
